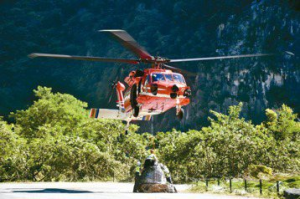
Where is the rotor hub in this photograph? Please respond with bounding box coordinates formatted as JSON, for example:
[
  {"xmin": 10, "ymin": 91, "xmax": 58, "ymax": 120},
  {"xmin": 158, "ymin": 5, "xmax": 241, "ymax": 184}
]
[{"xmin": 140, "ymin": 56, "xmax": 170, "ymax": 65}]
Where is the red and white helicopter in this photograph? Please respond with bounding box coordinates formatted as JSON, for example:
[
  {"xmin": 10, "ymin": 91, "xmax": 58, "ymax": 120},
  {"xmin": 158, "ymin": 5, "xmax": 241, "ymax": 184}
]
[{"xmin": 29, "ymin": 30, "xmax": 271, "ymax": 133}]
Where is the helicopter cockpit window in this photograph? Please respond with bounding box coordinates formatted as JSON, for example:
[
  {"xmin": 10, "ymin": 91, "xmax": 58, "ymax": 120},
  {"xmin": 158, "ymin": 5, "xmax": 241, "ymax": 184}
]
[
  {"xmin": 165, "ymin": 74, "xmax": 173, "ymax": 81},
  {"xmin": 173, "ymin": 73, "xmax": 185, "ymax": 83},
  {"xmin": 152, "ymin": 73, "xmax": 165, "ymax": 82}
]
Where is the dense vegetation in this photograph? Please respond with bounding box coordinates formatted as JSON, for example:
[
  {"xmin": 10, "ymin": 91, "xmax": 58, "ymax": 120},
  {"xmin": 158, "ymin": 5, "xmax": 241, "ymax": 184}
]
[
  {"xmin": 157, "ymin": 103, "xmax": 299, "ymax": 181},
  {"xmin": 1, "ymin": 87, "xmax": 150, "ymax": 181},
  {"xmin": 0, "ymin": 87, "xmax": 299, "ymax": 182},
  {"xmin": 0, "ymin": 0, "xmax": 299, "ymax": 132}
]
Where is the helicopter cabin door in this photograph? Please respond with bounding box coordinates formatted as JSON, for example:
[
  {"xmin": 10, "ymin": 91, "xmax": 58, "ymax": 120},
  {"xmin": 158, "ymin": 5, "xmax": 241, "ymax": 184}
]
[{"xmin": 142, "ymin": 74, "xmax": 151, "ymax": 93}]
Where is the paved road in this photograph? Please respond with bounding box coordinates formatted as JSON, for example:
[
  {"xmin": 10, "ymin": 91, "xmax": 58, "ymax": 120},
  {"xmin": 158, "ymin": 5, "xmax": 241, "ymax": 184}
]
[{"xmin": 0, "ymin": 182, "xmax": 259, "ymax": 199}]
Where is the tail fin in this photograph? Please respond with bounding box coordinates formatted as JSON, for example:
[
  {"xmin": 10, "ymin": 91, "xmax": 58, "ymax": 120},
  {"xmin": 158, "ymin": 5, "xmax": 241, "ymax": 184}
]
[
  {"xmin": 89, "ymin": 108, "xmax": 99, "ymax": 118},
  {"xmin": 140, "ymin": 115, "xmax": 152, "ymax": 121}
]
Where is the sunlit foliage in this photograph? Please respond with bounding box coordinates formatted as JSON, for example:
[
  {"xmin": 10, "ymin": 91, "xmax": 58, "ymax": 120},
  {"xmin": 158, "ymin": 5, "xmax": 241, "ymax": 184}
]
[
  {"xmin": 157, "ymin": 103, "xmax": 299, "ymax": 182},
  {"xmin": 0, "ymin": 87, "xmax": 299, "ymax": 182}
]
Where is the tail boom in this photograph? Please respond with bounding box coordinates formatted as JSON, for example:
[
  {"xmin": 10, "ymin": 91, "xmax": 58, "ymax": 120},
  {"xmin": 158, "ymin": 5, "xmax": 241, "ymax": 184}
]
[{"xmin": 89, "ymin": 108, "xmax": 151, "ymax": 121}]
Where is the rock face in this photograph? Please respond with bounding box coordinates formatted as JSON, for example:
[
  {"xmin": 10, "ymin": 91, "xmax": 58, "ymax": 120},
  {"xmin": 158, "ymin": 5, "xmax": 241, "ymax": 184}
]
[
  {"xmin": 134, "ymin": 163, "xmax": 176, "ymax": 193},
  {"xmin": 147, "ymin": 0, "xmax": 299, "ymax": 133},
  {"xmin": 284, "ymin": 188, "xmax": 300, "ymax": 199},
  {"xmin": 139, "ymin": 163, "xmax": 167, "ymax": 184}
]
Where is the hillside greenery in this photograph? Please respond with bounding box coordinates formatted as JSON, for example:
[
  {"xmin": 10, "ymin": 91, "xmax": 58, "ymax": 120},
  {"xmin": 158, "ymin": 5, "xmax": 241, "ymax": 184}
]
[{"xmin": 0, "ymin": 87, "xmax": 299, "ymax": 182}]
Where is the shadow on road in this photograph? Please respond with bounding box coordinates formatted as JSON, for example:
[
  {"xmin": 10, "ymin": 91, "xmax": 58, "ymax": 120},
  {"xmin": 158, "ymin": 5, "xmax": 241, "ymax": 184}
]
[{"xmin": 14, "ymin": 188, "xmax": 93, "ymax": 193}]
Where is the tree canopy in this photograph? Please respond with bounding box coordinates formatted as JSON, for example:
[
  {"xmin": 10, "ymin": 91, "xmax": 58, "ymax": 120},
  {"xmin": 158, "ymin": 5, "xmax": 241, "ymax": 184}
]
[{"xmin": 0, "ymin": 87, "xmax": 299, "ymax": 182}]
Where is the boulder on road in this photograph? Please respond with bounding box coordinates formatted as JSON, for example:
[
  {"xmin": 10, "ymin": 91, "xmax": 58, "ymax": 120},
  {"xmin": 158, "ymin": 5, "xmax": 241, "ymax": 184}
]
[
  {"xmin": 134, "ymin": 162, "xmax": 177, "ymax": 193},
  {"xmin": 284, "ymin": 188, "xmax": 300, "ymax": 199}
]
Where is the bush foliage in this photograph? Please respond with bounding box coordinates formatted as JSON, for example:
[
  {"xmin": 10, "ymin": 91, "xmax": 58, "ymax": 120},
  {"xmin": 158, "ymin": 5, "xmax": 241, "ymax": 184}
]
[
  {"xmin": 156, "ymin": 103, "xmax": 299, "ymax": 182},
  {"xmin": 0, "ymin": 87, "xmax": 299, "ymax": 182}
]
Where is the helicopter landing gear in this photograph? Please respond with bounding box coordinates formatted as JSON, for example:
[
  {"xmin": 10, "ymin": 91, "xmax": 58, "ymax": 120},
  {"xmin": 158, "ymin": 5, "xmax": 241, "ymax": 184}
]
[
  {"xmin": 176, "ymin": 108, "xmax": 184, "ymax": 120},
  {"xmin": 133, "ymin": 106, "xmax": 140, "ymax": 117},
  {"xmin": 176, "ymin": 100, "xmax": 184, "ymax": 120},
  {"xmin": 131, "ymin": 84, "xmax": 140, "ymax": 117},
  {"xmin": 124, "ymin": 121, "xmax": 130, "ymax": 135},
  {"xmin": 130, "ymin": 84, "xmax": 138, "ymax": 107}
]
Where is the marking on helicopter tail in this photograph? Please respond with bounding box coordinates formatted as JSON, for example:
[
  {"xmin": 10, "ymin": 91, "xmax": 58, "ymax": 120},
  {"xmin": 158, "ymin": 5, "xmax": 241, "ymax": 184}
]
[
  {"xmin": 142, "ymin": 115, "xmax": 152, "ymax": 121},
  {"xmin": 89, "ymin": 108, "xmax": 96, "ymax": 118},
  {"xmin": 95, "ymin": 109, "xmax": 100, "ymax": 118}
]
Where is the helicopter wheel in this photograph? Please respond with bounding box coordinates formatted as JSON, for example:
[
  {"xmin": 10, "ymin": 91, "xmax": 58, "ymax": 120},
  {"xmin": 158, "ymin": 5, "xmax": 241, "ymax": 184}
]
[
  {"xmin": 130, "ymin": 84, "xmax": 138, "ymax": 107},
  {"xmin": 133, "ymin": 106, "xmax": 140, "ymax": 117},
  {"xmin": 177, "ymin": 108, "xmax": 184, "ymax": 120}
]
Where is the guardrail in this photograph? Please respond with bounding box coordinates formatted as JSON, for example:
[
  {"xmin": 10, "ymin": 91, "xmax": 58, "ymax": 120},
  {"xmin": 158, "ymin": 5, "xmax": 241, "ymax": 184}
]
[{"xmin": 190, "ymin": 178, "xmax": 282, "ymax": 195}]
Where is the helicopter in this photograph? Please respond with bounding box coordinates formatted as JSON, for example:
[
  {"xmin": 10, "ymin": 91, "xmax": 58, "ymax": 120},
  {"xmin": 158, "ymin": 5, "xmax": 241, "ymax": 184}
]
[{"xmin": 29, "ymin": 29, "xmax": 271, "ymax": 133}]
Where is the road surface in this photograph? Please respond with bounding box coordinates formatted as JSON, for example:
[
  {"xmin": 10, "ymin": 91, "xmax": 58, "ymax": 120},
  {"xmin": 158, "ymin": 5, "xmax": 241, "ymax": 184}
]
[{"xmin": 0, "ymin": 182, "xmax": 260, "ymax": 199}]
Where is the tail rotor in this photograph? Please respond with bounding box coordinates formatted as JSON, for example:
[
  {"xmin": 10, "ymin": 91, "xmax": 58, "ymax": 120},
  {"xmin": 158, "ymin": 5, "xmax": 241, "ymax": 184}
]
[
  {"xmin": 108, "ymin": 80, "xmax": 117, "ymax": 103},
  {"xmin": 108, "ymin": 66, "xmax": 124, "ymax": 104}
]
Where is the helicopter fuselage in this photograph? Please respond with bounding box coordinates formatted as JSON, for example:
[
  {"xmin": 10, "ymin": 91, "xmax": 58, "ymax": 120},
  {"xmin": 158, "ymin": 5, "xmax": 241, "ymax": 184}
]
[{"xmin": 122, "ymin": 68, "xmax": 191, "ymax": 118}]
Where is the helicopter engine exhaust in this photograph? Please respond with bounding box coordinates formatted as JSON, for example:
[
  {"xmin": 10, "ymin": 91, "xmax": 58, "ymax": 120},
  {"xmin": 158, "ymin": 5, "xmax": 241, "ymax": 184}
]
[{"xmin": 170, "ymin": 85, "xmax": 179, "ymax": 99}]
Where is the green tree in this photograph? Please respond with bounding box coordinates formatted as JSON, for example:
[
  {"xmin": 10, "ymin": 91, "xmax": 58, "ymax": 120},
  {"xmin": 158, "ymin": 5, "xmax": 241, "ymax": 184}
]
[
  {"xmin": 263, "ymin": 104, "xmax": 300, "ymax": 140},
  {"xmin": 10, "ymin": 86, "xmax": 88, "ymax": 138},
  {"xmin": 7, "ymin": 86, "xmax": 149, "ymax": 181},
  {"xmin": 0, "ymin": 117, "xmax": 27, "ymax": 181},
  {"xmin": 157, "ymin": 103, "xmax": 299, "ymax": 181},
  {"xmin": 2, "ymin": 86, "xmax": 299, "ymax": 182}
]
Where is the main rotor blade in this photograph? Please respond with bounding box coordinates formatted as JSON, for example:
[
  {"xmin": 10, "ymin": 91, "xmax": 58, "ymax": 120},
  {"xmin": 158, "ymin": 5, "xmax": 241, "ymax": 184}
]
[
  {"xmin": 163, "ymin": 64, "xmax": 197, "ymax": 77},
  {"xmin": 100, "ymin": 29, "xmax": 153, "ymax": 60},
  {"xmin": 108, "ymin": 87, "xmax": 115, "ymax": 103},
  {"xmin": 169, "ymin": 53, "xmax": 272, "ymax": 63},
  {"xmin": 29, "ymin": 53, "xmax": 140, "ymax": 64}
]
